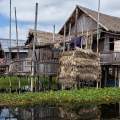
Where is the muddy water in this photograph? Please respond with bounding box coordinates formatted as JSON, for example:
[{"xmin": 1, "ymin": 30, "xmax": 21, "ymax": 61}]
[{"xmin": 0, "ymin": 103, "xmax": 120, "ymax": 120}]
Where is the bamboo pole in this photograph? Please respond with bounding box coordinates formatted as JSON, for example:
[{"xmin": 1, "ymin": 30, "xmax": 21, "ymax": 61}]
[
  {"xmin": 115, "ymin": 67, "xmax": 117, "ymax": 87},
  {"xmin": 68, "ymin": 23, "xmax": 71, "ymax": 40},
  {"xmin": 90, "ymin": 32, "xmax": 93, "ymax": 50},
  {"xmin": 14, "ymin": 7, "xmax": 19, "ymax": 60},
  {"xmin": 86, "ymin": 29, "xmax": 88, "ymax": 49},
  {"xmin": 53, "ymin": 25, "xmax": 55, "ymax": 43},
  {"xmin": 97, "ymin": 0, "xmax": 101, "ymax": 53},
  {"xmin": 31, "ymin": 3, "xmax": 38, "ymax": 92},
  {"xmin": 63, "ymin": 24, "xmax": 66, "ymax": 52},
  {"xmin": 9, "ymin": 76, "xmax": 12, "ymax": 93},
  {"xmin": 9, "ymin": 0, "xmax": 12, "ymax": 93},
  {"xmin": 75, "ymin": 7, "xmax": 78, "ymax": 49},
  {"xmin": 96, "ymin": 81, "xmax": 99, "ymax": 89},
  {"xmin": 18, "ymin": 76, "xmax": 21, "ymax": 94},
  {"xmin": 9, "ymin": 0, "xmax": 12, "ymax": 60},
  {"xmin": 68, "ymin": 23, "xmax": 71, "ymax": 51},
  {"xmin": 104, "ymin": 67, "xmax": 108, "ymax": 87},
  {"xmin": 75, "ymin": 7, "xmax": 78, "ymax": 37},
  {"xmin": 118, "ymin": 68, "xmax": 120, "ymax": 88}
]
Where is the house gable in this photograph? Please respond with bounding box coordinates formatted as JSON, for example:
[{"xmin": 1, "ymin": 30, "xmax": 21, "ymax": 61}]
[{"xmin": 59, "ymin": 5, "xmax": 120, "ymax": 35}]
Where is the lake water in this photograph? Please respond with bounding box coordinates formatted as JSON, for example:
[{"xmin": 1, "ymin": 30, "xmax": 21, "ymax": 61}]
[{"xmin": 0, "ymin": 103, "xmax": 120, "ymax": 120}]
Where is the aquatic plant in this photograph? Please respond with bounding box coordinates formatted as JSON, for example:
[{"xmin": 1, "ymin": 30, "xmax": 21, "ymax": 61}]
[{"xmin": 0, "ymin": 88, "xmax": 120, "ymax": 106}]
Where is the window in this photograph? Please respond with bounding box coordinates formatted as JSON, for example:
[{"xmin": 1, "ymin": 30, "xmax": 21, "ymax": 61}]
[{"xmin": 109, "ymin": 38, "xmax": 114, "ymax": 51}]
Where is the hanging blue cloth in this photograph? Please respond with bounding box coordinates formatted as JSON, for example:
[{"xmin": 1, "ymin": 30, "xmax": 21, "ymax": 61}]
[{"xmin": 70, "ymin": 36, "xmax": 85, "ymax": 48}]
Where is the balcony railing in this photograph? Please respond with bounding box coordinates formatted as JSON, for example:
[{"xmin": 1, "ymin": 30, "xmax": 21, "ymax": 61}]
[{"xmin": 100, "ymin": 51, "xmax": 120, "ymax": 65}]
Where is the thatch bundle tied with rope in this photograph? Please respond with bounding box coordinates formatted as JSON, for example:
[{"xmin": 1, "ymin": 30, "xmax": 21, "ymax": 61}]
[{"xmin": 59, "ymin": 48, "xmax": 101, "ymax": 87}]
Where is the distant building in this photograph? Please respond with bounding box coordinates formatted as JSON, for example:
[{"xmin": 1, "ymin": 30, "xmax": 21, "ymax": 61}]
[
  {"xmin": 8, "ymin": 48, "xmax": 28, "ymax": 75},
  {"xmin": 0, "ymin": 43, "xmax": 7, "ymax": 74}
]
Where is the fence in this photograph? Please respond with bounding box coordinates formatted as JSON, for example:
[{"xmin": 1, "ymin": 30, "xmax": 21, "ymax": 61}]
[{"xmin": 9, "ymin": 58, "xmax": 59, "ymax": 76}]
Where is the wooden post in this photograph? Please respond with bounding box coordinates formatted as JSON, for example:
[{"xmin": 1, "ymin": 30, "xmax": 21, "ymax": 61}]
[
  {"xmin": 86, "ymin": 30, "xmax": 88, "ymax": 49},
  {"xmin": 31, "ymin": 3, "xmax": 38, "ymax": 92},
  {"xmin": 49, "ymin": 76, "xmax": 52, "ymax": 90},
  {"xmin": 90, "ymin": 32, "xmax": 93, "ymax": 50},
  {"xmin": 75, "ymin": 7, "xmax": 78, "ymax": 37},
  {"xmin": 9, "ymin": 0, "xmax": 12, "ymax": 93},
  {"xmin": 104, "ymin": 67, "xmax": 108, "ymax": 87},
  {"xmin": 115, "ymin": 67, "xmax": 117, "ymax": 87},
  {"xmin": 63, "ymin": 24, "xmax": 66, "ymax": 52},
  {"xmin": 62, "ymin": 84, "xmax": 65, "ymax": 90},
  {"xmin": 31, "ymin": 76, "xmax": 34, "ymax": 92},
  {"xmin": 97, "ymin": 0, "xmax": 101, "ymax": 53},
  {"xmin": 68, "ymin": 23, "xmax": 71, "ymax": 51},
  {"xmin": 9, "ymin": 0, "xmax": 12, "ymax": 60},
  {"xmin": 96, "ymin": 81, "xmax": 99, "ymax": 88},
  {"xmin": 53, "ymin": 25, "xmax": 55, "ymax": 43},
  {"xmin": 18, "ymin": 76, "xmax": 21, "ymax": 94},
  {"xmin": 68, "ymin": 23, "xmax": 71, "ymax": 41},
  {"xmin": 74, "ymin": 7, "xmax": 78, "ymax": 49},
  {"xmin": 34, "ymin": 76, "xmax": 37, "ymax": 92},
  {"xmin": 99, "ymin": 81, "xmax": 101, "ymax": 88},
  {"xmin": 14, "ymin": 7, "xmax": 19, "ymax": 60},
  {"xmin": 118, "ymin": 68, "xmax": 120, "ymax": 88},
  {"xmin": 9, "ymin": 76, "xmax": 12, "ymax": 93}
]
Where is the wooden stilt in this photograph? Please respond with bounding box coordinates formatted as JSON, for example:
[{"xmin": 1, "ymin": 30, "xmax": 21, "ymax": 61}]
[
  {"xmin": 9, "ymin": 76, "xmax": 12, "ymax": 93},
  {"xmin": 48, "ymin": 76, "xmax": 52, "ymax": 90},
  {"xmin": 18, "ymin": 76, "xmax": 21, "ymax": 94},
  {"xmin": 63, "ymin": 24, "xmax": 66, "ymax": 52},
  {"xmin": 104, "ymin": 67, "xmax": 108, "ymax": 87},
  {"xmin": 86, "ymin": 30, "xmax": 88, "ymax": 49},
  {"xmin": 34, "ymin": 76, "xmax": 37, "ymax": 92},
  {"xmin": 118, "ymin": 68, "xmax": 120, "ymax": 88},
  {"xmin": 90, "ymin": 32, "xmax": 93, "ymax": 50},
  {"xmin": 99, "ymin": 80, "xmax": 101, "ymax": 88},
  {"xmin": 31, "ymin": 76, "xmax": 34, "ymax": 92},
  {"xmin": 115, "ymin": 67, "xmax": 117, "ymax": 87},
  {"xmin": 31, "ymin": 3, "xmax": 38, "ymax": 92},
  {"xmin": 96, "ymin": 81, "xmax": 99, "ymax": 88},
  {"xmin": 62, "ymin": 84, "xmax": 65, "ymax": 90}
]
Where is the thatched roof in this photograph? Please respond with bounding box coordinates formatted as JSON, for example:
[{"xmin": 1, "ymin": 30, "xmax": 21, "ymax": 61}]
[
  {"xmin": 59, "ymin": 48, "xmax": 101, "ymax": 86},
  {"xmin": 26, "ymin": 29, "xmax": 64, "ymax": 46},
  {"xmin": 59, "ymin": 5, "xmax": 120, "ymax": 34}
]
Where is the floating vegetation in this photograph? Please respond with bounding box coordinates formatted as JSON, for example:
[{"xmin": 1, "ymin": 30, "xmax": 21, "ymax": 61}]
[{"xmin": 0, "ymin": 88, "xmax": 119, "ymax": 107}]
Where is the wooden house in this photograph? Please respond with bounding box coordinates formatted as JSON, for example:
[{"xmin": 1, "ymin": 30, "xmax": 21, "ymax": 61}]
[
  {"xmin": 25, "ymin": 29, "xmax": 63, "ymax": 77},
  {"xmin": 7, "ymin": 47, "xmax": 28, "ymax": 75},
  {"xmin": 58, "ymin": 5, "xmax": 120, "ymax": 87},
  {"xmin": 0, "ymin": 43, "xmax": 8, "ymax": 74}
]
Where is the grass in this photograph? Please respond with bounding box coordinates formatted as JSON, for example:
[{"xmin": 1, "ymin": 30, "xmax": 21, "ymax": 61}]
[
  {"xmin": 0, "ymin": 76, "xmax": 57, "ymax": 89},
  {"xmin": 0, "ymin": 76, "xmax": 30, "ymax": 89},
  {"xmin": 0, "ymin": 88, "xmax": 120, "ymax": 107}
]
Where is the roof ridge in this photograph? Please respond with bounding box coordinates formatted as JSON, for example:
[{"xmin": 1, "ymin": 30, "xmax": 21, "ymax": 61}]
[
  {"xmin": 77, "ymin": 5, "xmax": 120, "ymax": 20},
  {"xmin": 29, "ymin": 29, "xmax": 63, "ymax": 36}
]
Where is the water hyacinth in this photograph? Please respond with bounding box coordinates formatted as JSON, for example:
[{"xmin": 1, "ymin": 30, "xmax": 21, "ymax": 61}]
[{"xmin": 0, "ymin": 88, "xmax": 119, "ymax": 106}]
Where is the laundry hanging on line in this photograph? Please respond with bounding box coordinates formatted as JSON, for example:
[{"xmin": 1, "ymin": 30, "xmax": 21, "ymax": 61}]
[{"xmin": 70, "ymin": 36, "xmax": 86, "ymax": 48}]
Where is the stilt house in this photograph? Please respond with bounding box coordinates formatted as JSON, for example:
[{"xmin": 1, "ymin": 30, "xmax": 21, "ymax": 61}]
[
  {"xmin": 25, "ymin": 29, "xmax": 63, "ymax": 77},
  {"xmin": 59, "ymin": 5, "xmax": 120, "ymax": 87}
]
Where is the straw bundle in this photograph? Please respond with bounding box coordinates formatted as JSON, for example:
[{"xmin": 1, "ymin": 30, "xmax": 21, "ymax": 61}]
[{"xmin": 59, "ymin": 48, "xmax": 101, "ymax": 86}]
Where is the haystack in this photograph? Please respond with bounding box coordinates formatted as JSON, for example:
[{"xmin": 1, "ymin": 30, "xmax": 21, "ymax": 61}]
[{"xmin": 59, "ymin": 48, "xmax": 101, "ymax": 87}]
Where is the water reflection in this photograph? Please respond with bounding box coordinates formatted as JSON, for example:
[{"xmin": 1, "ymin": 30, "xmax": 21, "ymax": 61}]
[{"xmin": 0, "ymin": 103, "xmax": 120, "ymax": 120}]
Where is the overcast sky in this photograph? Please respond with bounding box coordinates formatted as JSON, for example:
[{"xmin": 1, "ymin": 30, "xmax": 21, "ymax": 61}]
[{"xmin": 0, "ymin": 0, "xmax": 120, "ymax": 41}]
